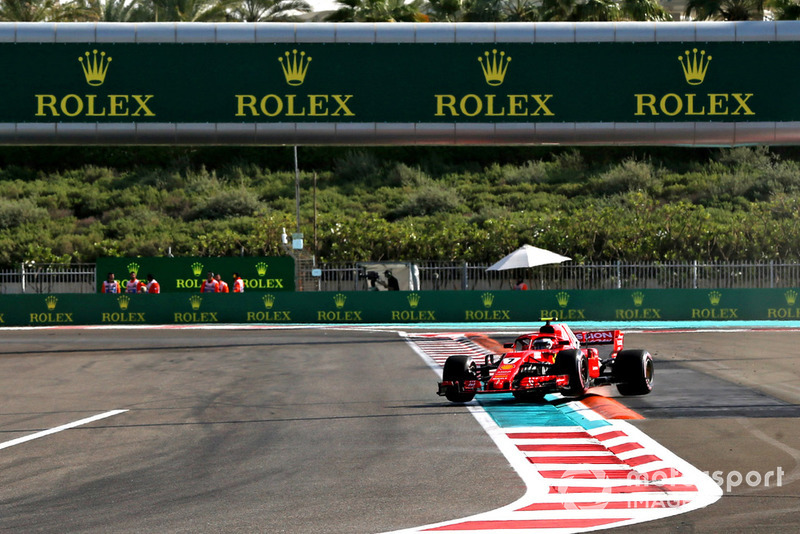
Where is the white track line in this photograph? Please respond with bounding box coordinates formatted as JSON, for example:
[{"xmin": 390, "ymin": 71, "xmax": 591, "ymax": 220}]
[{"xmin": 0, "ymin": 410, "xmax": 128, "ymax": 451}]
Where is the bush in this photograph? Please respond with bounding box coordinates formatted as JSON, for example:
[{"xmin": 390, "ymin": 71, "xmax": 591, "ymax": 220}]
[
  {"xmin": 593, "ymin": 158, "xmax": 658, "ymax": 195},
  {"xmin": 388, "ymin": 184, "xmax": 465, "ymax": 219},
  {"xmin": 189, "ymin": 189, "xmax": 263, "ymax": 221},
  {"xmin": 333, "ymin": 150, "xmax": 383, "ymax": 185},
  {"xmin": 0, "ymin": 198, "xmax": 48, "ymax": 229}
]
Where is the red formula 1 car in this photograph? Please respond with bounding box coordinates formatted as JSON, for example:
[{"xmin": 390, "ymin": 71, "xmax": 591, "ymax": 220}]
[{"xmin": 437, "ymin": 319, "xmax": 654, "ymax": 403}]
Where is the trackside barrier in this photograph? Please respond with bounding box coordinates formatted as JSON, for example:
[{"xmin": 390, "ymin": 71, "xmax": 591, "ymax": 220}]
[{"xmin": 1, "ymin": 288, "xmax": 799, "ymax": 326}]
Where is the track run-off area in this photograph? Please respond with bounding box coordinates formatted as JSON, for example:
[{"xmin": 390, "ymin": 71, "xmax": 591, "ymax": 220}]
[{"xmin": 0, "ymin": 322, "xmax": 799, "ymax": 533}]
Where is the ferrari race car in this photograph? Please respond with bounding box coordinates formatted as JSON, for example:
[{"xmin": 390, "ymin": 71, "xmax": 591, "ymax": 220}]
[{"xmin": 437, "ymin": 319, "xmax": 653, "ymax": 403}]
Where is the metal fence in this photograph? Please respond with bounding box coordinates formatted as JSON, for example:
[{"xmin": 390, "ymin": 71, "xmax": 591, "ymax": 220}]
[
  {"xmin": 0, "ymin": 263, "xmax": 96, "ymax": 294},
  {"xmin": 2, "ymin": 261, "xmax": 800, "ymax": 294},
  {"xmin": 310, "ymin": 261, "xmax": 800, "ymax": 292}
]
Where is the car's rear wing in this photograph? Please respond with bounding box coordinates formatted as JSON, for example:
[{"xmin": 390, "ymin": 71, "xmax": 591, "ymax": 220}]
[{"xmin": 575, "ymin": 330, "xmax": 624, "ymax": 353}]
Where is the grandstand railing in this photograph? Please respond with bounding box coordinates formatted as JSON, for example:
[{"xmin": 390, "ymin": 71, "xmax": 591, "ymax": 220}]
[
  {"xmin": 309, "ymin": 261, "xmax": 800, "ymax": 292},
  {"xmin": 0, "ymin": 263, "xmax": 96, "ymax": 294},
  {"xmin": 1, "ymin": 261, "xmax": 799, "ymax": 294}
]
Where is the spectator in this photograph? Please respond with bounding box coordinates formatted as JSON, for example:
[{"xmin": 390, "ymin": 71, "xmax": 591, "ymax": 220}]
[
  {"xmin": 385, "ymin": 270, "xmax": 400, "ymax": 291},
  {"xmin": 101, "ymin": 272, "xmax": 120, "ymax": 294},
  {"xmin": 232, "ymin": 272, "xmax": 244, "ymax": 293},
  {"xmin": 200, "ymin": 272, "xmax": 219, "ymax": 293},
  {"xmin": 215, "ymin": 274, "xmax": 229, "ymax": 293},
  {"xmin": 125, "ymin": 271, "xmax": 142, "ymax": 293},
  {"xmin": 514, "ymin": 278, "xmax": 528, "ymax": 290},
  {"xmin": 146, "ymin": 274, "xmax": 160, "ymax": 294}
]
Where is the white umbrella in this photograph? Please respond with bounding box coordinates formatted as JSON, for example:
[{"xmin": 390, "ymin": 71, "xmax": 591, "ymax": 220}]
[{"xmin": 486, "ymin": 244, "xmax": 571, "ymax": 271}]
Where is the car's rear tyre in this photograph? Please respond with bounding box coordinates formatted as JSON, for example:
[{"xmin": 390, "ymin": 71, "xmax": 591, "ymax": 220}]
[
  {"xmin": 442, "ymin": 355, "xmax": 477, "ymax": 403},
  {"xmin": 554, "ymin": 349, "xmax": 588, "ymax": 397},
  {"xmin": 614, "ymin": 350, "xmax": 654, "ymax": 396}
]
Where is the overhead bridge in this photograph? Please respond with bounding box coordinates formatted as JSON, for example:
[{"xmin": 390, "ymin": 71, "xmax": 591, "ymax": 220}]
[{"xmin": 3, "ymin": 21, "xmax": 800, "ymax": 146}]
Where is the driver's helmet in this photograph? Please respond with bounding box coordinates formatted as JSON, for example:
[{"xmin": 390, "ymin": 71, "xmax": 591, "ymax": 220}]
[{"xmin": 532, "ymin": 337, "xmax": 554, "ymax": 350}]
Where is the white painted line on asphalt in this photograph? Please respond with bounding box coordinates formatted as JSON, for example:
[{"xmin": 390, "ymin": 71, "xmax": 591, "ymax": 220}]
[{"xmin": 0, "ymin": 410, "xmax": 128, "ymax": 451}]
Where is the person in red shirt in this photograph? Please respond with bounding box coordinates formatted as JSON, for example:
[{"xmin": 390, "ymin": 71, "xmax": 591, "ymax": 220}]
[
  {"xmin": 215, "ymin": 274, "xmax": 229, "ymax": 293},
  {"xmin": 200, "ymin": 272, "xmax": 219, "ymax": 293},
  {"xmin": 146, "ymin": 274, "xmax": 160, "ymax": 294},
  {"xmin": 232, "ymin": 272, "xmax": 244, "ymax": 293},
  {"xmin": 101, "ymin": 272, "xmax": 120, "ymax": 294},
  {"xmin": 514, "ymin": 278, "xmax": 529, "ymax": 290}
]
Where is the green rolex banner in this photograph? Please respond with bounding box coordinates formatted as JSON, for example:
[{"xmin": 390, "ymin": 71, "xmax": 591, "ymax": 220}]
[
  {"xmin": 2, "ymin": 288, "xmax": 800, "ymax": 327},
  {"xmin": 2, "ymin": 41, "xmax": 787, "ymax": 124},
  {"xmin": 96, "ymin": 257, "xmax": 295, "ymax": 293}
]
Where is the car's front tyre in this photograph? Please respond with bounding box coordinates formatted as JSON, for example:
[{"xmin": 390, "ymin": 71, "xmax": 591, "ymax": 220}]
[
  {"xmin": 442, "ymin": 355, "xmax": 477, "ymax": 403},
  {"xmin": 554, "ymin": 349, "xmax": 588, "ymax": 397}
]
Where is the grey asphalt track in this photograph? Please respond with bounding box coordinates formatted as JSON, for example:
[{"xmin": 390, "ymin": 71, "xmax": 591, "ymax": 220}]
[
  {"xmin": 0, "ymin": 328, "xmax": 522, "ymax": 533},
  {"xmin": 598, "ymin": 331, "xmax": 800, "ymax": 534},
  {"xmin": 0, "ymin": 327, "xmax": 798, "ymax": 533}
]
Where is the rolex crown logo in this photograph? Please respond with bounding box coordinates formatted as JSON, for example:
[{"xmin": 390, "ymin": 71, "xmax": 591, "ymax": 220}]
[
  {"xmin": 678, "ymin": 48, "xmax": 711, "ymax": 86},
  {"xmin": 632, "ymin": 291, "xmax": 645, "ymax": 307},
  {"xmin": 708, "ymin": 291, "xmax": 722, "ymax": 306},
  {"xmin": 255, "ymin": 262, "xmax": 268, "ymax": 277},
  {"xmin": 45, "ymin": 295, "xmax": 58, "ymax": 310},
  {"xmin": 263, "ymin": 294, "xmax": 275, "ymax": 309},
  {"xmin": 481, "ymin": 292, "xmax": 494, "ymax": 309},
  {"xmin": 556, "ymin": 291, "xmax": 570, "ymax": 308},
  {"xmin": 79, "ymin": 49, "xmax": 112, "ymax": 86},
  {"xmin": 407, "ymin": 293, "xmax": 421, "ymax": 309},
  {"xmin": 333, "ymin": 293, "xmax": 347, "ymax": 309},
  {"xmin": 785, "ymin": 289, "xmax": 797, "ymax": 306},
  {"xmin": 191, "ymin": 262, "xmax": 204, "ymax": 277},
  {"xmin": 479, "ymin": 49, "xmax": 511, "ymax": 87},
  {"xmin": 127, "ymin": 262, "xmax": 140, "ymax": 277},
  {"xmin": 117, "ymin": 295, "xmax": 130, "ymax": 311},
  {"xmin": 189, "ymin": 295, "xmax": 202, "ymax": 311},
  {"xmin": 279, "ymin": 49, "xmax": 311, "ymax": 86}
]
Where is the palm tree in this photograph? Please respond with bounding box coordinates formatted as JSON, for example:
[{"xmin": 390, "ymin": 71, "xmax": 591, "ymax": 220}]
[
  {"xmin": 0, "ymin": 0, "xmax": 83, "ymax": 20},
  {"xmin": 572, "ymin": 0, "xmax": 621, "ymax": 20},
  {"xmin": 327, "ymin": 0, "xmax": 426, "ymax": 21},
  {"xmin": 769, "ymin": 0, "xmax": 800, "ymax": 18},
  {"xmin": 230, "ymin": 0, "xmax": 312, "ymax": 21},
  {"xmin": 463, "ymin": 0, "xmax": 504, "ymax": 21},
  {"xmin": 502, "ymin": 0, "xmax": 539, "ymax": 21},
  {"xmin": 425, "ymin": 0, "xmax": 468, "ymax": 21},
  {"xmin": 621, "ymin": 0, "xmax": 672, "ymax": 20},
  {"xmin": 137, "ymin": 0, "xmax": 235, "ymax": 21},
  {"xmin": 539, "ymin": 0, "xmax": 577, "ymax": 20},
  {"xmin": 75, "ymin": 0, "xmax": 146, "ymax": 21},
  {"xmin": 683, "ymin": 0, "xmax": 763, "ymax": 20}
]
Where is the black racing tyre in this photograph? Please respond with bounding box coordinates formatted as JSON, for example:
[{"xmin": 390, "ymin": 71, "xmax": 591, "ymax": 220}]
[
  {"xmin": 554, "ymin": 349, "xmax": 588, "ymax": 397},
  {"xmin": 442, "ymin": 355, "xmax": 477, "ymax": 403},
  {"xmin": 614, "ymin": 350, "xmax": 654, "ymax": 396}
]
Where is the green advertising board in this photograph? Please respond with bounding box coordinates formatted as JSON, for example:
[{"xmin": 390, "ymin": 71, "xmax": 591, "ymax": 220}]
[
  {"xmin": 1, "ymin": 22, "xmax": 797, "ymax": 146},
  {"xmin": 96, "ymin": 257, "xmax": 294, "ymax": 293},
  {"xmin": 4, "ymin": 42, "xmax": 780, "ymax": 123},
  {"xmin": 1, "ymin": 288, "xmax": 798, "ymax": 327}
]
